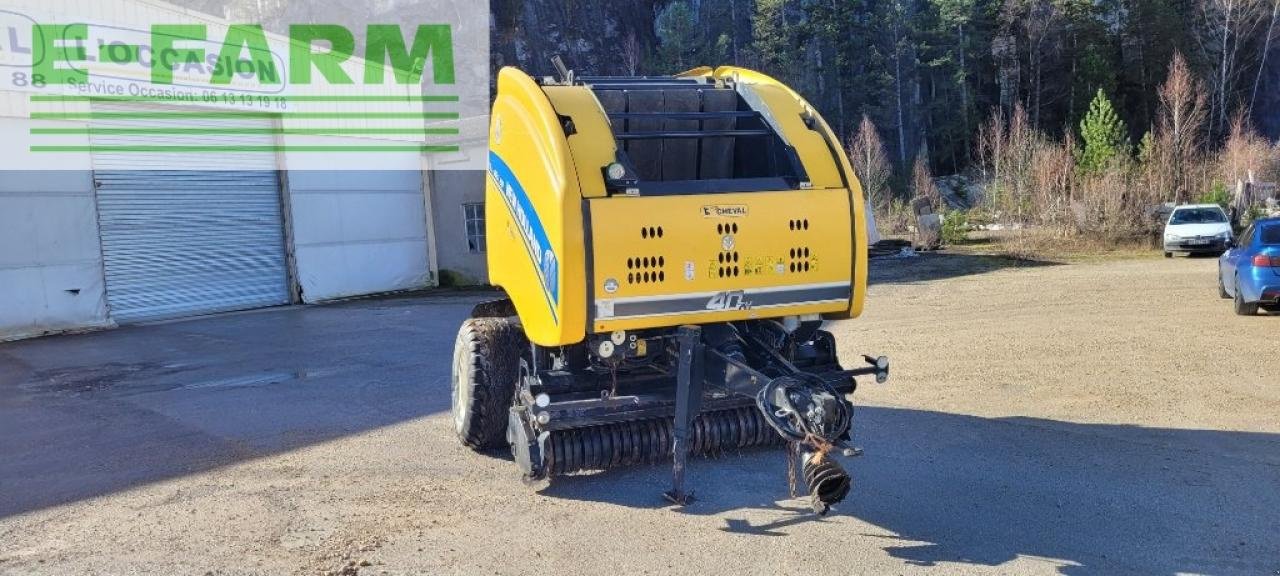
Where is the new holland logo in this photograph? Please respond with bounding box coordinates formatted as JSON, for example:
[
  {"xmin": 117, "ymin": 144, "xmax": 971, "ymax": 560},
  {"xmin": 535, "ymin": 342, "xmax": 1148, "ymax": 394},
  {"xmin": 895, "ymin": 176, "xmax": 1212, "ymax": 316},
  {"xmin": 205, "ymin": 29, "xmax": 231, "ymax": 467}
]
[{"xmin": 701, "ymin": 205, "xmax": 748, "ymax": 218}]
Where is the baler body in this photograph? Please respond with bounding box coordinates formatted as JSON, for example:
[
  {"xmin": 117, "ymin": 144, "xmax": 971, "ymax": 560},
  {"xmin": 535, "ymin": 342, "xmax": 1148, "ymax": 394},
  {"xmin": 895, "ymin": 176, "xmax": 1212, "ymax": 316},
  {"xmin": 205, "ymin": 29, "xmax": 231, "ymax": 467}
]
[
  {"xmin": 485, "ymin": 67, "xmax": 868, "ymax": 346},
  {"xmin": 452, "ymin": 66, "xmax": 886, "ymax": 513}
]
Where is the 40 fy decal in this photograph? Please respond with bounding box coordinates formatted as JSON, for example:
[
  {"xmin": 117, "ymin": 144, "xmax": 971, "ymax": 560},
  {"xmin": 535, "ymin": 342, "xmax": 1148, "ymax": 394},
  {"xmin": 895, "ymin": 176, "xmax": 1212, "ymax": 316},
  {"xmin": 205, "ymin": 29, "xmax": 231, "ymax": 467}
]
[{"xmin": 705, "ymin": 290, "xmax": 752, "ymax": 311}]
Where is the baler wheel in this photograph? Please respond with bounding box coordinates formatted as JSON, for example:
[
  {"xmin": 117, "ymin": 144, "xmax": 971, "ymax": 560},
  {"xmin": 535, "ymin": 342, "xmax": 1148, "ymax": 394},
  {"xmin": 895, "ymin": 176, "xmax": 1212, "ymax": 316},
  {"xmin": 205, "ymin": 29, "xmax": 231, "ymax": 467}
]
[{"xmin": 451, "ymin": 317, "xmax": 527, "ymax": 450}]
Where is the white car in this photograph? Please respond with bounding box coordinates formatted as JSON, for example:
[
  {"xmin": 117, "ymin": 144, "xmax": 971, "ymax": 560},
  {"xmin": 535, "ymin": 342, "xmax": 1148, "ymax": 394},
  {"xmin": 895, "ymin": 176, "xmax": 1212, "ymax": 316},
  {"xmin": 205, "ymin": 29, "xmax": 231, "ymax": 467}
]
[{"xmin": 1163, "ymin": 204, "xmax": 1233, "ymax": 257}]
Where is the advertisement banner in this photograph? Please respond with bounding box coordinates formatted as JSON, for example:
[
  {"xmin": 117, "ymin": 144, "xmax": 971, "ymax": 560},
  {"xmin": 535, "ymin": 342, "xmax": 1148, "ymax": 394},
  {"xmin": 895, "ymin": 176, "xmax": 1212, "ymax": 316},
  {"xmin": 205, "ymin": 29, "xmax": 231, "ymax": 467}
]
[{"xmin": 0, "ymin": 0, "xmax": 488, "ymax": 170}]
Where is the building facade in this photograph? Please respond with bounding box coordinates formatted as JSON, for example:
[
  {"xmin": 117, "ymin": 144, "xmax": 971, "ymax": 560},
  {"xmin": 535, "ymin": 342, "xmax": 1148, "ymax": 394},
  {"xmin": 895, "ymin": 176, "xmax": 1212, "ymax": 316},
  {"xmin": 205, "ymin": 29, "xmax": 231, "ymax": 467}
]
[
  {"xmin": 429, "ymin": 170, "xmax": 488, "ymax": 285},
  {"xmin": 0, "ymin": 0, "xmax": 492, "ymax": 341},
  {"xmin": 0, "ymin": 164, "xmax": 449, "ymax": 340}
]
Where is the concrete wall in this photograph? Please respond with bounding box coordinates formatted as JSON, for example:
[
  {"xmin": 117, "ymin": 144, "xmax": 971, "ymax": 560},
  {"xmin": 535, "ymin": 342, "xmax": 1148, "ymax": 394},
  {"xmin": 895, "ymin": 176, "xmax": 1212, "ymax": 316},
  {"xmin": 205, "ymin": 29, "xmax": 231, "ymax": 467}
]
[
  {"xmin": 430, "ymin": 170, "xmax": 489, "ymax": 285},
  {"xmin": 0, "ymin": 167, "xmax": 111, "ymax": 341}
]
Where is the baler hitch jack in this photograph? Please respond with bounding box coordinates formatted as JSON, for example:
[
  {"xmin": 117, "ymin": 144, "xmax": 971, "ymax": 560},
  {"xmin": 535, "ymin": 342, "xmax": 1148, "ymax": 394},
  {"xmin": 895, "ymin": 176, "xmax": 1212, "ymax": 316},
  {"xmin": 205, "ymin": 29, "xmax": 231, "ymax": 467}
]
[{"xmin": 664, "ymin": 326, "xmax": 705, "ymax": 506}]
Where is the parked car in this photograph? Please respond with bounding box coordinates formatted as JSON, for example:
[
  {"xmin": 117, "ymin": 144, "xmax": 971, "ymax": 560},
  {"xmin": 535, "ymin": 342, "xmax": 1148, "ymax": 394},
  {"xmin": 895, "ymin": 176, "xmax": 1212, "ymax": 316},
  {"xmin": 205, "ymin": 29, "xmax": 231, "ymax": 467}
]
[
  {"xmin": 1163, "ymin": 204, "xmax": 1233, "ymax": 257},
  {"xmin": 1218, "ymin": 216, "xmax": 1280, "ymax": 315}
]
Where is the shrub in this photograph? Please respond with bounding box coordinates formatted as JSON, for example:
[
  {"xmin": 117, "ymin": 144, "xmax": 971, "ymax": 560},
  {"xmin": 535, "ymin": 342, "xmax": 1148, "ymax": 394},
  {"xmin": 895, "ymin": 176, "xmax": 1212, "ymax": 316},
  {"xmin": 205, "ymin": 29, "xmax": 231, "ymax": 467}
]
[
  {"xmin": 874, "ymin": 198, "xmax": 915, "ymax": 236},
  {"xmin": 941, "ymin": 210, "xmax": 969, "ymax": 245},
  {"xmin": 1243, "ymin": 206, "xmax": 1267, "ymax": 227},
  {"xmin": 1198, "ymin": 182, "xmax": 1231, "ymax": 209}
]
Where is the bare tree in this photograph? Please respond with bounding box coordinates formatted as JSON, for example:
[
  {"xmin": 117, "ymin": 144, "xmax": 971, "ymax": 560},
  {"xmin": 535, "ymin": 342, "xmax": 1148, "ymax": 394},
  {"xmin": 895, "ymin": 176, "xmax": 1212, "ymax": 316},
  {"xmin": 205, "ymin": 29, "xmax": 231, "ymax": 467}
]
[
  {"xmin": 849, "ymin": 115, "xmax": 893, "ymax": 213},
  {"xmin": 1221, "ymin": 112, "xmax": 1280, "ymax": 190},
  {"xmin": 1022, "ymin": 0, "xmax": 1059, "ymax": 129},
  {"xmin": 911, "ymin": 150, "xmax": 940, "ymax": 211},
  {"xmin": 1155, "ymin": 52, "xmax": 1209, "ymax": 201},
  {"xmin": 997, "ymin": 0, "xmax": 1060, "ymax": 129},
  {"xmin": 623, "ymin": 30, "xmax": 642, "ymax": 76},
  {"xmin": 890, "ymin": 0, "xmax": 909, "ymax": 167},
  {"xmin": 1251, "ymin": 0, "xmax": 1280, "ymax": 111},
  {"xmin": 1198, "ymin": 0, "xmax": 1266, "ymax": 139}
]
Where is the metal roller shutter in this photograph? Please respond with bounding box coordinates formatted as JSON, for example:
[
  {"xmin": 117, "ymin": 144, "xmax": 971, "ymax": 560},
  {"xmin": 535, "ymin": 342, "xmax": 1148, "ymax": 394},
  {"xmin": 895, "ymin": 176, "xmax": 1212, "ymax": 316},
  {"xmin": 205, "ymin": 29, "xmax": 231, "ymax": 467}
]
[{"xmin": 92, "ymin": 103, "xmax": 289, "ymax": 323}]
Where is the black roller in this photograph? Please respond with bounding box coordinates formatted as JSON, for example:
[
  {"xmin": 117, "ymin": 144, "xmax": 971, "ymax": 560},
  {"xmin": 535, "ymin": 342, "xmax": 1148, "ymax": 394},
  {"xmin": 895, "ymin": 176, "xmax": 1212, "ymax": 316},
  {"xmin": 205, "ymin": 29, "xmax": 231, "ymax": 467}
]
[{"xmin": 546, "ymin": 407, "xmax": 784, "ymax": 475}]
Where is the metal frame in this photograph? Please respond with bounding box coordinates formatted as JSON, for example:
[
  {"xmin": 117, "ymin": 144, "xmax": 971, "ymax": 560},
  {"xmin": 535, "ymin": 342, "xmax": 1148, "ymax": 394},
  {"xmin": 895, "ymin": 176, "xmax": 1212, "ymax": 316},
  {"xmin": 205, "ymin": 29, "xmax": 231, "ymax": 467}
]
[
  {"xmin": 586, "ymin": 79, "xmax": 811, "ymax": 196},
  {"xmin": 511, "ymin": 320, "xmax": 888, "ymax": 507}
]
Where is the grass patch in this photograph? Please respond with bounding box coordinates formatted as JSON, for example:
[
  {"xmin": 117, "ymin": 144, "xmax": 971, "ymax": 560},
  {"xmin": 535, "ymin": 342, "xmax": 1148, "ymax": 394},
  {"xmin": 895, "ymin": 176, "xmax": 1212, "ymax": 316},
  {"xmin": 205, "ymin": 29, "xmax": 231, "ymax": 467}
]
[{"xmin": 947, "ymin": 228, "xmax": 1159, "ymax": 263}]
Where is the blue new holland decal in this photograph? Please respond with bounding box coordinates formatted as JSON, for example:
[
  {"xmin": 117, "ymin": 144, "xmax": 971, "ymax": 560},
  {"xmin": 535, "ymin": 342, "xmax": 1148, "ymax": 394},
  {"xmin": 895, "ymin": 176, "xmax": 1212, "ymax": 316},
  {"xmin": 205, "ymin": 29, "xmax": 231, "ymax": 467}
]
[{"xmin": 488, "ymin": 151, "xmax": 559, "ymax": 323}]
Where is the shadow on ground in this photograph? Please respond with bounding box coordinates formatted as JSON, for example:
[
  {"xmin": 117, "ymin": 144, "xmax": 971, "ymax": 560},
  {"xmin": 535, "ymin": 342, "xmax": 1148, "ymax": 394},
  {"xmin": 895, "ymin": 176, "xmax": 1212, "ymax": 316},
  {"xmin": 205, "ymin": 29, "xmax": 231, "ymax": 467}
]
[
  {"xmin": 540, "ymin": 406, "xmax": 1280, "ymax": 575},
  {"xmin": 869, "ymin": 252, "xmax": 1061, "ymax": 285},
  {"xmin": 0, "ymin": 294, "xmax": 486, "ymax": 519}
]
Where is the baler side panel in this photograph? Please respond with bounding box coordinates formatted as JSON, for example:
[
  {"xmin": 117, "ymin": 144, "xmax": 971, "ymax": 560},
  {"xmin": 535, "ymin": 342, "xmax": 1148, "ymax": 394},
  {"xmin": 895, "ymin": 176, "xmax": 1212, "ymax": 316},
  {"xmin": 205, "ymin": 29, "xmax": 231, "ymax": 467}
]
[
  {"xmin": 541, "ymin": 86, "xmax": 617, "ymax": 200},
  {"xmin": 486, "ymin": 68, "xmax": 588, "ymax": 346},
  {"xmin": 808, "ymin": 108, "xmax": 869, "ymax": 319},
  {"xmin": 711, "ymin": 66, "xmax": 869, "ymax": 319},
  {"xmin": 736, "ymin": 83, "xmax": 844, "ymax": 190}
]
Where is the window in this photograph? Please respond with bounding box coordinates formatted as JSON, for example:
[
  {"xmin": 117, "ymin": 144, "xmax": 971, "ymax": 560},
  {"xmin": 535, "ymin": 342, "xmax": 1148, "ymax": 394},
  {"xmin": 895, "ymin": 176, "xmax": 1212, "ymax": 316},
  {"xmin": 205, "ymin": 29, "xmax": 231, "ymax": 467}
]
[
  {"xmin": 1261, "ymin": 224, "xmax": 1280, "ymax": 245},
  {"xmin": 1239, "ymin": 225, "xmax": 1255, "ymax": 247},
  {"xmin": 463, "ymin": 202, "xmax": 486, "ymax": 253},
  {"xmin": 1169, "ymin": 207, "xmax": 1227, "ymax": 224}
]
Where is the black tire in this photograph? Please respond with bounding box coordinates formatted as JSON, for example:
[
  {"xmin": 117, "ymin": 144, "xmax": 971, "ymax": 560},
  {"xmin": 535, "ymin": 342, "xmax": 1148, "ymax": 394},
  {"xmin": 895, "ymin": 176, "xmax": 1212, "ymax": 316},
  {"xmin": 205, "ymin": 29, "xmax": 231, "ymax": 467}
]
[
  {"xmin": 1164, "ymin": 251, "xmax": 1172, "ymax": 258},
  {"xmin": 1218, "ymin": 271, "xmax": 1231, "ymax": 299},
  {"xmin": 451, "ymin": 317, "xmax": 527, "ymax": 450},
  {"xmin": 1234, "ymin": 277, "xmax": 1259, "ymax": 316}
]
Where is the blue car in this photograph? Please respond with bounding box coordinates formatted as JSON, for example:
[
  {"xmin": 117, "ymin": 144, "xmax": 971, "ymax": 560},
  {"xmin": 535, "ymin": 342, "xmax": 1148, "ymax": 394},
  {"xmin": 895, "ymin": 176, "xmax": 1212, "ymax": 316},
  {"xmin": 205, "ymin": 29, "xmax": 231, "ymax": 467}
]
[{"xmin": 1219, "ymin": 216, "xmax": 1280, "ymax": 315}]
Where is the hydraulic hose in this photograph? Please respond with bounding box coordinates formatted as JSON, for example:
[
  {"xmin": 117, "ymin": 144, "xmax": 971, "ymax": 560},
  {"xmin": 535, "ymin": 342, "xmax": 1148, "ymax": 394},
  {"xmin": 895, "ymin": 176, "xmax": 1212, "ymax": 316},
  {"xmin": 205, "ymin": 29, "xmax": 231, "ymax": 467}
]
[{"xmin": 756, "ymin": 374, "xmax": 855, "ymax": 513}]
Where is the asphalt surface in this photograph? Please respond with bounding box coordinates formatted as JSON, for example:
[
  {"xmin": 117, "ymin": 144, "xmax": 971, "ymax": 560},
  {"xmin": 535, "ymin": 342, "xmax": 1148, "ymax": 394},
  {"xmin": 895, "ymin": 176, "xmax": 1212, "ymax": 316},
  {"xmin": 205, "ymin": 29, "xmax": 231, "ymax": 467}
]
[{"xmin": 0, "ymin": 255, "xmax": 1277, "ymax": 575}]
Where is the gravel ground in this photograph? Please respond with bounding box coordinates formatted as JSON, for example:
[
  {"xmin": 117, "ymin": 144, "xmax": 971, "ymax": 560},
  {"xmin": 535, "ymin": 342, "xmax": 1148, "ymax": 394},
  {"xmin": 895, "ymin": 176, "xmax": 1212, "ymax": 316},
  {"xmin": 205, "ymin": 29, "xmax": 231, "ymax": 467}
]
[{"xmin": 1, "ymin": 253, "xmax": 1277, "ymax": 575}]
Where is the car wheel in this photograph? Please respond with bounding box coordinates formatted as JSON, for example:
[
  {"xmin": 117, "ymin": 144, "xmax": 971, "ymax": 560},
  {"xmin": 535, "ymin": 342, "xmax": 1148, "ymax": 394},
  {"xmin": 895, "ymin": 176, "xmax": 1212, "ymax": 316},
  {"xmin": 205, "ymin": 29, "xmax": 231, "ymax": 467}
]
[
  {"xmin": 1234, "ymin": 276, "xmax": 1259, "ymax": 316},
  {"xmin": 1218, "ymin": 273, "xmax": 1231, "ymax": 299},
  {"xmin": 1164, "ymin": 251, "xmax": 1172, "ymax": 258}
]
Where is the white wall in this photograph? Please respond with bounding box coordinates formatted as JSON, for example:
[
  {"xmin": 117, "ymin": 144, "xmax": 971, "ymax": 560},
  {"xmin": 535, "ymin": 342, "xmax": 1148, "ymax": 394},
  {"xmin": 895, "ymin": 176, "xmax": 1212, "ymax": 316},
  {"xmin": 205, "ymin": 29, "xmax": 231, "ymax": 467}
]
[
  {"xmin": 0, "ymin": 154, "xmax": 111, "ymax": 339},
  {"xmin": 429, "ymin": 170, "xmax": 489, "ymax": 284},
  {"xmin": 287, "ymin": 169, "xmax": 433, "ymax": 302}
]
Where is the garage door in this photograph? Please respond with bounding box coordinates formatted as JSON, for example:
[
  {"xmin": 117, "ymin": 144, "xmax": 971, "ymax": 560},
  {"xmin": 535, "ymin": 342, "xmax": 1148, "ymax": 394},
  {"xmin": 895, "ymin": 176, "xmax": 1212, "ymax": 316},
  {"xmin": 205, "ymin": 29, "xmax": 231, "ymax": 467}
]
[{"xmin": 92, "ymin": 104, "xmax": 290, "ymax": 323}]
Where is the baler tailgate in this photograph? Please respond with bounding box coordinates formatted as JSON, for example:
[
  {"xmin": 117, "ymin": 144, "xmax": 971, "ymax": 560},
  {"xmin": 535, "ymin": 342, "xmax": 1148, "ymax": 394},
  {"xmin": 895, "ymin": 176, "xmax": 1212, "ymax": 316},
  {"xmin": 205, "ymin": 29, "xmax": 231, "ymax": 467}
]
[{"xmin": 588, "ymin": 189, "xmax": 853, "ymax": 332}]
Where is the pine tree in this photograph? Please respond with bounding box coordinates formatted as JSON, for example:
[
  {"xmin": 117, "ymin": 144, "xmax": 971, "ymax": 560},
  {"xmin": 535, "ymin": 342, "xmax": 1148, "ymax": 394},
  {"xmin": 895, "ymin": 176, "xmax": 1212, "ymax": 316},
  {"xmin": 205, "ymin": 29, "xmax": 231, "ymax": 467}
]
[
  {"xmin": 920, "ymin": 0, "xmax": 997, "ymax": 172},
  {"xmin": 752, "ymin": 0, "xmax": 805, "ymax": 86},
  {"xmin": 1077, "ymin": 89, "xmax": 1131, "ymax": 174},
  {"xmin": 654, "ymin": 1, "xmax": 702, "ymax": 71}
]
